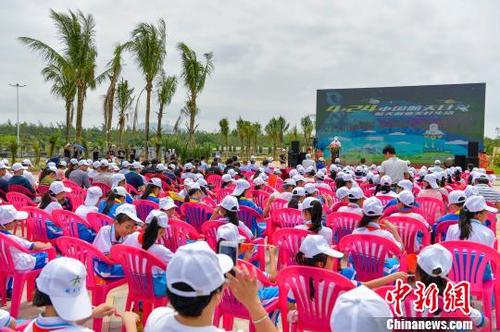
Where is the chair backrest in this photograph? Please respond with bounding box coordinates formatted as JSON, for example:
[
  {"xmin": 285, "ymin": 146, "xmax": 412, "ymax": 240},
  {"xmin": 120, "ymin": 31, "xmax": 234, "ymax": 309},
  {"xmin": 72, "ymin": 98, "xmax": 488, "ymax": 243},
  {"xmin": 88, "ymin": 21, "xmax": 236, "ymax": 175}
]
[
  {"xmin": 326, "ymin": 212, "xmax": 362, "ymax": 245},
  {"xmin": 272, "ymin": 228, "xmax": 310, "ymax": 270},
  {"xmin": 0, "ymin": 232, "xmax": 33, "ymax": 274},
  {"xmin": 216, "ymin": 187, "xmax": 233, "ymax": 203},
  {"xmin": 338, "ymin": 234, "xmax": 403, "ymax": 282},
  {"xmin": 160, "ymin": 219, "xmax": 201, "ymax": 252},
  {"xmin": 63, "ymin": 180, "xmax": 82, "ymax": 191},
  {"xmin": 111, "ymin": 245, "xmax": 167, "ymax": 299},
  {"xmin": 387, "ymin": 215, "xmax": 431, "ymax": 254},
  {"xmin": 415, "ymin": 197, "xmax": 446, "ymax": 225},
  {"xmin": 201, "ymin": 196, "xmax": 217, "ymax": 208},
  {"xmin": 376, "ymin": 195, "xmax": 396, "ymax": 207},
  {"xmin": 37, "ymin": 184, "xmax": 50, "ymax": 196},
  {"xmin": 206, "ymin": 174, "xmax": 222, "ymax": 189},
  {"xmin": 93, "ymin": 182, "xmax": 111, "ymax": 196},
  {"xmin": 262, "ymin": 185, "xmax": 275, "ymax": 194},
  {"xmin": 274, "ymin": 176, "xmax": 284, "ymax": 190},
  {"xmin": 440, "ymin": 241, "xmax": 500, "ymax": 293},
  {"xmin": 237, "ymin": 205, "xmax": 261, "ymax": 235},
  {"xmin": 126, "ymin": 184, "xmax": 139, "ymax": 196},
  {"xmin": 201, "ymin": 220, "xmax": 226, "ymax": 251},
  {"xmin": 271, "ymin": 208, "xmax": 303, "ymax": 228},
  {"xmin": 8, "ymin": 184, "xmax": 34, "ymax": 199},
  {"xmin": 87, "ymin": 212, "xmax": 114, "ymax": 232},
  {"xmin": 434, "ymin": 220, "xmax": 457, "ymax": 243},
  {"xmin": 268, "ymin": 198, "xmax": 288, "ymax": 210},
  {"xmin": 252, "ymin": 190, "xmax": 270, "ymax": 210},
  {"xmin": 67, "ymin": 189, "xmax": 87, "ymax": 212},
  {"xmin": 52, "ymin": 209, "xmax": 91, "ymax": 238},
  {"xmin": 21, "ymin": 206, "xmax": 53, "ymax": 242},
  {"xmin": 179, "ymin": 202, "xmax": 213, "ymax": 233},
  {"xmin": 6, "ymin": 192, "xmax": 35, "ymax": 210},
  {"xmin": 133, "ymin": 199, "xmax": 159, "ymax": 222},
  {"xmin": 317, "ymin": 186, "xmax": 334, "ymax": 201},
  {"xmin": 277, "ymin": 266, "xmax": 355, "ymax": 332}
]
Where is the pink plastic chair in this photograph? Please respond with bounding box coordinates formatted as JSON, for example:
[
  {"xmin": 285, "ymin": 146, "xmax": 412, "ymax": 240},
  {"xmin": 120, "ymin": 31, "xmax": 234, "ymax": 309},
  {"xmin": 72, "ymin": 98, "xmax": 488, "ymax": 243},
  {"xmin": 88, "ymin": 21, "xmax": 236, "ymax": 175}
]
[
  {"xmin": 126, "ymin": 184, "xmax": 139, "ymax": 196},
  {"xmin": 0, "ymin": 233, "xmax": 55, "ymax": 318},
  {"xmin": 201, "ymin": 195, "xmax": 217, "ymax": 208},
  {"xmin": 6, "ymin": 192, "xmax": 37, "ymax": 210},
  {"xmin": 21, "ymin": 207, "xmax": 54, "ymax": 243},
  {"xmin": 317, "ymin": 186, "xmax": 334, "ymax": 201},
  {"xmin": 274, "ymin": 176, "xmax": 284, "ymax": 190},
  {"xmin": 87, "ymin": 212, "xmax": 114, "ymax": 233},
  {"xmin": 51, "ymin": 209, "xmax": 92, "ymax": 239},
  {"xmin": 376, "ymin": 195, "xmax": 396, "ymax": 207},
  {"xmin": 441, "ymin": 241, "xmax": 500, "ymax": 331},
  {"xmin": 37, "ymin": 184, "xmax": 50, "ymax": 196},
  {"xmin": 111, "ymin": 245, "xmax": 168, "ymax": 323},
  {"xmin": 338, "ymin": 234, "xmax": 404, "ymax": 282},
  {"xmin": 237, "ymin": 205, "xmax": 264, "ymax": 236},
  {"xmin": 63, "ymin": 179, "xmax": 82, "ymax": 191},
  {"xmin": 326, "ymin": 212, "xmax": 362, "ymax": 245},
  {"xmin": 180, "ymin": 202, "xmax": 214, "ymax": 233},
  {"xmin": 214, "ymin": 260, "xmax": 278, "ymax": 332},
  {"xmin": 252, "ymin": 190, "xmax": 270, "ymax": 209},
  {"xmin": 160, "ymin": 219, "xmax": 201, "ymax": 252},
  {"xmin": 268, "ymin": 197, "xmax": 288, "ymax": 210},
  {"xmin": 7, "ymin": 184, "xmax": 35, "ymax": 199},
  {"xmin": 93, "ymin": 182, "xmax": 111, "ymax": 196},
  {"xmin": 277, "ymin": 266, "xmax": 355, "ymax": 332},
  {"xmin": 133, "ymin": 199, "xmax": 159, "ymax": 222},
  {"xmin": 271, "ymin": 208, "xmax": 303, "ymax": 229},
  {"xmin": 387, "ymin": 215, "xmax": 430, "ymax": 254},
  {"xmin": 67, "ymin": 190, "xmax": 87, "ymax": 212},
  {"xmin": 216, "ymin": 187, "xmax": 233, "ymax": 203},
  {"xmin": 56, "ymin": 237, "xmax": 125, "ymax": 332},
  {"xmin": 272, "ymin": 228, "xmax": 310, "ymax": 270},
  {"xmin": 206, "ymin": 174, "xmax": 222, "ymax": 189},
  {"xmin": 201, "ymin": 220, "xmax": 227, "ymax": 251},
  {"xmin": 416, "ymin": 196, "xmax": 446, "ymax": 225},
  {"xmin": 434, "ymin": 220, "xmax": 457, "ymax": 243}
]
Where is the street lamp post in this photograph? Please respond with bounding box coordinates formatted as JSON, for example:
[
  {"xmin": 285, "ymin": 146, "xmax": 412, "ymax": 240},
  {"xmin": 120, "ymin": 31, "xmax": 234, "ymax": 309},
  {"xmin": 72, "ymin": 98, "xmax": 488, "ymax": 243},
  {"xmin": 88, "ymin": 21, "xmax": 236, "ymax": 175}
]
[{"xmin": 9, "ymin": 83, "xmax": 27, "ymax": 147}]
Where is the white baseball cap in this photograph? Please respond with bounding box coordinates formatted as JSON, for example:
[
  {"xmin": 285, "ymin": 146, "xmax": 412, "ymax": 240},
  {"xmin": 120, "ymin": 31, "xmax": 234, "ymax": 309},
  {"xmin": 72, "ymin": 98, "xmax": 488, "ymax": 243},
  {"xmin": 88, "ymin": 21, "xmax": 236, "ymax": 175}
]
[
  {"xmin": 36, "ymin": 257, "xmax": 92, "ymax": 321},
  {"xmin": 131, "ymin": 161, "xmax": 142, "ymax": 169},
  {"xmin": 397, "ymin": 180, "xmax": 413, "ymax": 192},
  {"xmin": 99, "ymin": 159, "xmax": 109, "ymax": 167},
  {"xmin": 232, "ymin": 179, "xmax": 250, "ymax": 196},
  {"xmin": 159, "ymin": 197, "xmax": 177, "ymax": 211},
  {"xmin": 448, "ymin": 190, "xmax": 466, "ymax": 205},
  {"xmin": 219, "ymin": 195, "xmax": 240, "ymax": 212},
  {"xmin": 348, "ymin": 187, "xmax": 365, "ymax": 200},
  {"xmin": 156, "ymin": 164, "xmax": 166, "ymax": 171},
  {"xmin": 145, "ymin": 210, "xmax": 169, "ymax": 228},
  {"xmin": 0, "ymin": 205, "xmax": 28, "ymax": 225},
  {"xmin": 22, "ymin": 159, "xmax": 32, "ymax": 166},
  {"xmin": 149, "ymin": 178, "xmax": 163, "ymax": 189},
  {"xmin": 227, "ymin": 169, "xmax": 237, "ymax": 177},
  {"xmin": 342, "ymin": 173, "xmax": 353, "ymax": 182},
  {"xmin": 166, "ymin": 241, "xmax": 233, "ymax": 297},
  {"xmin": 111, "ymin": 173, "xmax": 126, "ymax": 188},
  {"xmin": 12, "ymin": 162, "xmax": 27, "ymax": 172},
  {"xmin": 417, "ymin": 244, "xmax": 452, "ymax": 278},
  {"xmin": 292, "ymin": 186, "xmax": 306, "ymax": 197},
  {"xmin": 464, "ymin": 185, "xmax": 478, "ymax": 198},
  {"xmin": 305, "ymin": 166, "xmax": 315, "ymax": 174},
  {"xmin": 299, "ymin": 197, "xmax": 320, "ymax": 210},
  {"xmin": 221, "ymin": 174, "xmax": 233, "ymax": 183},
  {"xmin": 122, "ymin": 161, "xmax": 130, "ymax": 168},
  {"xmin": 423, "ymin": 174, "xmax": 439, "ymax": 189},
  {"xmin": 292, "ymin": 174, "xmax": 305, "ymax": 183},
  {"xmin": 397, "ymin": 190, "xmax": 415, "ymax": 207},
  {"xmin": 112, "ymin": 186, "xmax": 128, "ymax": 197},
  {"xmin": 336, "ymin": 186, "xmax": 350, "ymax": 200},
  {"xmin": 189, "ymin": 182, "xmax": 201, "ymax": 190},
  {"xmin": 299, "ymin": 234, "xmax": 343, "ymax": 258},
  {"xmin": 216, "ymin": 223, "xmax": 244, "ymax": 243},
  {"xmin": 289, "ymin": 169, "xmax": 298, "ymax": 178},
  {"xmin": 92, "ymin": 161, "xmax": 101, "ymax": 169},
  {"xmin": 362, "ymin": 196, "xmax": 384, "ymax": 216},
  {"xmin": 49, "ymin": 181, "xmax": 72, "ymax": 195},
  {"xmin": 78, "ymin": 160, "xmax": 89, "ymax": 167},
  {"xmin": 330, "ymin": 285, "xmax": 393, "ymax": 332},
  {"xmin": 69, "ymin": 158, "xmax": 78, "ymax": 165},
  {"xmin": 0, "ymin": 162, "xmax": 9, "ymax": 169},
  {"xmin": 284, "ymin": 178, "xmax": 296, "ymax": 187},
  {"xmin": 59, "ymin": 161, "xmax": 67, "ymax": 167},
  {"xmin": 304, "ymin": 183, "xmax": 317, "ymax": 195},
  {"xmin": 434, "ymin": 160, "xmax": 441, "ymax": 165},
  {"xmin": 380, "ymin": 175, "xmax": 392, "ymax": 186},
  {"xmin": 253, "ymin": 177, "xmax": 266, "ymax": 186},
  {"xmin": 115, "ymin": 203, "xmax": 143, "ymax": 224},
  {"xmin": 197, "ymin": 178, "xmax": 208, "ymax": 187},
  {"xmin": 84, "ymin": 186, "xmax": 103, "ymax": 206},
  {"xmin": 464, "ymin": 196, "xmax": 498, "ymax": 214},
  {"xmin": 48, "ymin": 166, "xmax": 58, "ymax": 173},
  {"xmin": 184, "ymin": 162, "xmax": 194, "ymax": 170},
  {"xmin": 472, "ymin": 172, "xmax": 489, "ymax": 182}
]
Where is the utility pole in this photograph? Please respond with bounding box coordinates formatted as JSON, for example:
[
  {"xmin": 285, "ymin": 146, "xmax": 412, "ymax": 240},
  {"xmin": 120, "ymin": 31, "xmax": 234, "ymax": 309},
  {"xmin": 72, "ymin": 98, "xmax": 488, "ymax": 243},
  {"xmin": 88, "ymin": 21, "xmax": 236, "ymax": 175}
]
[{"xmin": 9, "ymin": 83, "xmax": 27, "ymax": 147}]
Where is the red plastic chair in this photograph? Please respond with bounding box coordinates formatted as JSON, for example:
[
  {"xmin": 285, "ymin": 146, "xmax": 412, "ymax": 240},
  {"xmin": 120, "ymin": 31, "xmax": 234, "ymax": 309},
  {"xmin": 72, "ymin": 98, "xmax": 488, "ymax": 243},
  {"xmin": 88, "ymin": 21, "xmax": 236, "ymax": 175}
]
[
  {"xmin": 126, "ymin": 184, "xmax": 139, "ymax": 196},
  {"xmin": 252, "ymin": 190, "xmax": 270, "ymax": 210},
  {"xmin": 21, "ymin": 207, "xmax": 55, "ymax": 243},
  {"xmin": 201, "ymin": 220, "xmax": 227, "ymax": 251},
  {"xmin": 441, "ymin": 241, "xmax": 500, "ymax": 330},
  {"xmin": 272, "ymin": 228, "xmax": 310, "ymax": 270},
  {"xmin": 87, "ymin": 212, "xmax": 114, "ymax": 233},
  {"xmin": 277, "ymin": 266, "xmax": 355, "ymax": 332},
  {"xmin": 56, "ymin": 237, "xmax": 125, "ymax": 332},
  {"xmin": 93, "ymin": 182, "xmax": 111, "ymax": 196},
  {"xmin": 7, "ymin": 184, "xmax": 35, "ymax": 199},
  {"xmin": 214, "ymin": 260, "xmax": 278, "ymax": 332},
  {"xmin": 326, "ymin": 212, "xmax": 362, "ymax": 245},
  {"xmin": 37, "ymin": 184, "xmax": 50, "ymax": 196},
  {"xmin": 271, "ymin": 207, "xmax": 303, "ymax": 229},
  {"xmin": 63, "ymin": 179, "xmax": 82, "ymax": 191},
  {"xmin": 51, "ymin": 209, "xmax": 92, "ymax": 239},
  {"xmin": 201, "ymin": 195, "xmax": 217, "ymax": 208},
  {"xmin": 159, "ymin": 219, "xmax": 201, "ymax": 252},
  {"xmin": 274, "ymin": 176, "xmax": 284, "ymax": 190},
  {"xmin": 269, "ymin": 197, "xmax": 288, "ymax": 210},
  {"xmin": 111, "ymin": 245, "xmax": 168, "ymax": 323},
  {"xmin": 180, "ymin": 202, "xmax": 213, "ymax": 233},
  {"xmin": 0, "ymin": 233, "xmax": 55, "ymax": 318},
  {"xmin": 206, "ymin": 174, "xmax": 222, "ymax": 189},
  {"xmin": 237, "ymin": 205, "xmax": 264, "ymax": 236},
  {"xmin": 434, "ymin": 220, "xmax": 457, "ymax": 243},
  {"xmin": 338, "ymin": 234, "xmax": 404, "ymax": 282},
  {"xmin": 416, "ymin": 196, "xmax": 446, "ymax": 225},
  {"xmin": 387, "ymin": 215, "xmax": 430, "ymax": 254},
  {"xmin": 133, "ymin": 199, "xmax": 159, "ymax": 222},
  {"xmin": 6, "ymin": 192, "xmax": 37, "ymax": 210},
  {"xmin": 376, "ymin": 195, "xmax": 397, "ymax": 207},
  {"xmin": 216, "ymin": 187, "xmax": 233, "ymax": 203},
  {"xmin": 67, "ymin": 190, "xmax": 87, "ymax": 212}
]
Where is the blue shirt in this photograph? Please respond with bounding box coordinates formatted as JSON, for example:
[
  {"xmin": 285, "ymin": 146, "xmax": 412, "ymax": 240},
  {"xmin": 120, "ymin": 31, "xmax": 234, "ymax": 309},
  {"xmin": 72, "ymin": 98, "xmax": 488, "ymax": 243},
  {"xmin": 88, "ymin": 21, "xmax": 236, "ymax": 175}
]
[
  {"xmin": 146, "ymin": 195, "xmax": 160, "ymax": 203},
  {"xmin": 125, "ymin": 171, "xmax": 145, "ymax": 190},
  {"xmin": 7, "ymin": 175, "xmax": 35, "ymax": 193},
  {"xmin": 238, "ymin": 197, "xmax": 263, "ymax": 215},
  {"xmin": 98, "ymin": 200, "xmax": 123, "ymax": 218}
]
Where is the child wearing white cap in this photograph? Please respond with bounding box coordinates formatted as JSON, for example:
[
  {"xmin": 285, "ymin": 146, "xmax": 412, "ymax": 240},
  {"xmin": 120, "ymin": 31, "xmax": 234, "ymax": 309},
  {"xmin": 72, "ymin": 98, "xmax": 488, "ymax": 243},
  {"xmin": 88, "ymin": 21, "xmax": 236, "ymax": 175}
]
[
  {"xmin": 98, "ymin": 186, "xmax": 128, "ymax": 218},
  {"xmin": 432, "ymin": 190, "xmax": 466, "ymax": 238},
  {"xmin": 93, "ymin": 203, "xmax": 142, "ymax": 279},
  {"xmin": 75, "ymin": 186, "xmax": 103, "ymax": 219},
  {"xmin": 295, "ymin": 197, "xmax": 333, "ymax": 245},
  {"xmin": 39, "ymin": 166, "xmax": 58, "ymax": 186},
  {"xmin": 159, "ymin": 196, "xmax": 178, "ymax": 218},
  {"xmin": 144, "ymin": 241, "xmax": 278, "ymax": 332},
  {"xmin": 287, "ymin": 186, "xmax": 306, "ymax": 209},
  {"xmin": 329, "ymin": 186, "xmax": 351, "ymax": 213},
  {"xmin": 39, "ymin": 181, "xmax": 73, "ymax": 214},
  {"xmin": 382, "ymin": 190, "xmax": 428, "ymax": 226},
  {"xmin": 417, "ymin": 174, "xmax": 445, "ymax": 201},
  {"xmin": 210, "ymin": 195, "xmax": 253, "ymax": 239},
  {"xmin": 232, "ymin": 179, "xmax": 264, "ymax": 215},
  {"xmin": 25, "ymin": 257, "xmax": 138, "ymax": 332},
  {"xmin": 140, "ymin": 178, "xmax": 163, "ymax": 203},
  {"xmin": 183, "ymin": 182, "xmax": 205, "ymax": 203},
  {"xmin": 338, "ymin": 187, "xmax": 365, "ymax": 216},
  {"xmin": 375, "ymin": 175, "xmax": 397, "ymax": 198}
]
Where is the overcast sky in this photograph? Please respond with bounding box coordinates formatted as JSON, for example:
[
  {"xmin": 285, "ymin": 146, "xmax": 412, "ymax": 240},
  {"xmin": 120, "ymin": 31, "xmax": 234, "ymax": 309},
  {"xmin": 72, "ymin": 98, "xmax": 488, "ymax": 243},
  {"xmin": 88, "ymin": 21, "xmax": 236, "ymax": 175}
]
[{"xmin": 1, "ymin": 0, "xmax": 499, "ymax": 136}]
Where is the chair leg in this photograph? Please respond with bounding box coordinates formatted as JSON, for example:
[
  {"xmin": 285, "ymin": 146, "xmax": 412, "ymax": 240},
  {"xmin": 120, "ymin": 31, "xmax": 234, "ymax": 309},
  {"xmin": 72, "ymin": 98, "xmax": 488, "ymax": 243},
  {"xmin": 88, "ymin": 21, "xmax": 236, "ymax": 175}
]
[
  {"xmin": 26, "ymin": 276, "xmax": 36, "ymax": 302},
  {"xmin": 9, "ymin": 275, "xmax": 26, "ymax": 319},
  {"xmin": 483, "ymin": 291, "xmax": 492, "ymax": 332},
  {"xmin": 92, "ymin": 290, "xmax": 108, "ymax": 332},
  {"xmin": 222, "ymin": 314, "xmax": 234, "ymax": 331}
]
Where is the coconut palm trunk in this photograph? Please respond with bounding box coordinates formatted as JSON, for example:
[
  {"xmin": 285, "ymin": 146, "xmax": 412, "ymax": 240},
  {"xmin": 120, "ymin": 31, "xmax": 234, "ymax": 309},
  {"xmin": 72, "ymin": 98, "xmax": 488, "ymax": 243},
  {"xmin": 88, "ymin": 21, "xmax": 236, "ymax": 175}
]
[
  {"xmin": 65, "ymin": 99, "xmax": 72, "ymax": 143},
  {"xmin": 75, "ymin": 85, "xmax": 85, "ymax": 143}
]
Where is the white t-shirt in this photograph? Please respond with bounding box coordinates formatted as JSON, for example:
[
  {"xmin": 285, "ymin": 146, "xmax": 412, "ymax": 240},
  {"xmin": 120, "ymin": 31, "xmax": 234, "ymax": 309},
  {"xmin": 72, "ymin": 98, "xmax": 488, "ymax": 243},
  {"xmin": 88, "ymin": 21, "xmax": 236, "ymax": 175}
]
[
  {"xmin": 446, "ymin": 220, "xmax": 495, "ymax": 248},
  {"xmin": 123, "ymin": 232, "xmax": 173, "ymax": 266},
  {"xmin": 44, "ymin": 201, "xmax": 63, "ymax": 214},
  {"xmin": 295, "ymin": 222, "xmax": 333, "ymax": 245},
  {"xmin": 93, "ymin": 225, "xmax": 126, "ymax": 255},
  {"xmin": 376, "ymin": 191, "xmax": 398, "ymax": 198},
  {"xmin": 75, "ymin": 204, "xmax": 99, "ymax": 219},
  {"xmin": 0, "ymin": 309, "xmax": 12, "ymax": 328},
  {"xmin": 380, "ymin": 157, "xmax": 408, "ymax": 183},
  {"xmin": 145, "ymin": 307, "xmax": 225, "ymax": 332},
  {"xmin": 338, "ymin": 203, "xmax": 363, "ymax": 216},
  {"xmin": 219, "ymin": 217, "xmax": 253, "ymax": 239},
  {"xmin": 353, "ymin": 223, "xmax": 402, "ymax": 249},
  {"xmin": 23, "ymin": 315, "xmax": 92, "ymax": 332},
  {"xmin": 23, "ymin": 170, "xmax": 37, "ymax": 187},
  {"xmin": 2, "ymin": 231, "xmax": 36, "ymax": 271}
]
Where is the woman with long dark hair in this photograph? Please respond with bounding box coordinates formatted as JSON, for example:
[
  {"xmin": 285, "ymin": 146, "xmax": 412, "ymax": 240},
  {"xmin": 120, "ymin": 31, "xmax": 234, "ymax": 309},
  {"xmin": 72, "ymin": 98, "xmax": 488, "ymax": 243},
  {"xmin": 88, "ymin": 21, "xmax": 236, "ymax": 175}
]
[
  {"xmin": 98, "ymin": 186, "xmax": 128, "ymax": 217},
  {"xmin": 294, "ymin": 197, "xmax": 333, "ymax": 244},
  {"xmin": 141, "ymin": 178, "xmax": 163, "ymax": 203}
]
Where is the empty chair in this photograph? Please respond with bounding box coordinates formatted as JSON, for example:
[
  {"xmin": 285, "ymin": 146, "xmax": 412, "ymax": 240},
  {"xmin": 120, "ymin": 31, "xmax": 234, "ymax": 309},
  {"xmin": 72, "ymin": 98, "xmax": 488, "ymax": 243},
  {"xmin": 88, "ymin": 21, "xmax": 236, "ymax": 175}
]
[
  {"xmin": 6, "ymin": 192, "xmax": 37, "ymax": 210},
  {"xmin": 87, "ymin": 212, "xmax": 114, "ymax": 233},
  {"xmin": 133, "ymin": 199, "xmax": 159, "ymax": 222},
  {"xmin": 160, "ymin": 219, "xmax": 201, "ymax": 252},
  {"xmin": 180, "ymin": 202, "xmax": 213, "ymax": 233},
  {"xmin": 387, "ymin": 215, "xmax": 430, "ymax": 254},
  {"xmin": 272, "ymin": 228, "xmax": 310, "ymax": 270},
  {"xmin": 416, "ymin": 196, "xmax": 446, "ymax": 225}
]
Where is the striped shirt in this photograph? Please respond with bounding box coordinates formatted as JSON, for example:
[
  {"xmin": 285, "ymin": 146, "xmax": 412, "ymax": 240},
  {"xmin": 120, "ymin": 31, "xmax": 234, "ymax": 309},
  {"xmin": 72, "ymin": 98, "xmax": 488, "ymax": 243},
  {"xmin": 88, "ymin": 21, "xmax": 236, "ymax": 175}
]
[{"xmin": 474, "ymin": 184, "xmax": 500, "ymax": 203}]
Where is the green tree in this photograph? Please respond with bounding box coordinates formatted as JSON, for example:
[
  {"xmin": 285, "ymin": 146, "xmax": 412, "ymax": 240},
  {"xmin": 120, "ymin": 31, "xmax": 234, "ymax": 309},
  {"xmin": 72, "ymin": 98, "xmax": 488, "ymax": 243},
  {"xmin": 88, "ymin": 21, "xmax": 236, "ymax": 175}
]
[
  {"xmin": 127, "ymin": 18, "xmax": 167, "ymax": 153},
  {"xmin": 156, "ymin": 73, "xmax": 177, "ymax": 157},
  {"xmin": 251, "ymin": 122, "xmax": 261, "ymax": 155},
  {"xmin": 20, "ymin": 9, "xmax": 102, "ymax": 143},
  {"xmin": 265, "ymin": 118, "xmax": 280, "ymax": 159},
  {"xmin": 115, "ymin": 79, "xmax": 135, "ymax": 146},
  {"xmin": 48, "ymin": 132, "xmax": 60, "ymax": 158},
  {"xmin": 8, "ymin": 137, "xmax": 18, "ymax": 164},
  {"xmin": 301, "ymin": 115, "xmax": 314, "ymax": 147},
  {"xmin": 276, "ymin": 116, "xmax": 290, "ymax": 147},
  {"xmin": 177, "ymin": 42, "xmax": 214, "ymax": 145},
  {"xmin": 219, "ymin": 118, "xmax": 229, "ymax": 155},
  {"xmin": 103, "ymin": 44, "xmax": 124, "ymax": 148}
]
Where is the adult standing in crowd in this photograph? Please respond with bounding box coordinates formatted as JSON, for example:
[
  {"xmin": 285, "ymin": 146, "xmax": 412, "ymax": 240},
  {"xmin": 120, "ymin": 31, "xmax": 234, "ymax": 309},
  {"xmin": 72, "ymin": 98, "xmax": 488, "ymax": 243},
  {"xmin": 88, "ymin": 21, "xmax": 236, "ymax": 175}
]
[{"xmin": 379, "ymin": 145, "xmax": 409, "ymax": 185}]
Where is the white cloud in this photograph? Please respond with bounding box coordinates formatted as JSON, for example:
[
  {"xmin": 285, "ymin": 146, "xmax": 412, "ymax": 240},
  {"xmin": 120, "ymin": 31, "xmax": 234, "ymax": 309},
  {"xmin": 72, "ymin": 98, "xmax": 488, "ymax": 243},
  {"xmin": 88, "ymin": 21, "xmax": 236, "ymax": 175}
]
[
  {"xmin": 366, "ymin": 136, "xmax": 384, "ymax": 141},
  {"xmin": 388, "ymin": 132, "xmax": 406, "ymax": 136},
  {"xmin": 445, "ymin": 139, "xmax": 468, "ymax": 145}
]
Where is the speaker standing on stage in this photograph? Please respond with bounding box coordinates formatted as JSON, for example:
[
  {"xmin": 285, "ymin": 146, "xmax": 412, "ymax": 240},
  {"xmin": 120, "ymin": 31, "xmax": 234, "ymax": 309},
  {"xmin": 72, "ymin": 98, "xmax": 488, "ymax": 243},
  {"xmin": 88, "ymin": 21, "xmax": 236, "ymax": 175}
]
[{"xmin": 329, "ymin": 136, "xmax": 341, "ymax": 163}]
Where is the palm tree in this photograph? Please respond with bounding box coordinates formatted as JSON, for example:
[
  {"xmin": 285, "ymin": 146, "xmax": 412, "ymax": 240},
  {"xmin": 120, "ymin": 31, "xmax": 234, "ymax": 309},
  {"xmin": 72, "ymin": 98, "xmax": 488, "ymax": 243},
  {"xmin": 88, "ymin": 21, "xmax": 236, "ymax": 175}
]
[
  {"xmin": 252, "ymin": 122, "xmax": 261, "ymax": 155},
  {"xmin": 156, "ymin": 73, "xmax": 177, "ymax": 157},
  {"xmin": 115, "ymin": 79, "xmax": 135, "ymax": 146},
  {"xmin": 265, "ymin": 118, "xmax": 280, "ymax": 159},
  {"xmin": 127, "ymin": 18, "xmax": 166, "ymax": 152},
  {"xmin": 19, "ymin": 9, "xmax": 102, "ymax": 143},
  {"xmin": 103, "ymin": 44, "xmax": 124, "ymax": 148},
  {"xmin": 219, "ymin": 118, "xmax": 229, "ymax": 155},
  {"xmin": 290, "ymin": 125, "xmax": 299, "ymax": 140},
  {"xmin": 177, "ymin": 42, "xmax": 214, "ymax": 145},
  {"xmin": 276, "ymin": 116, "xmax": 290, "ymax": 147},
  {"xmin": 301, "ymin": 115, "xmax": 314, "ymax": 147},
  {"xmin": 236, "ymin": 117, "xmax": 245, "ymax": 149},
  {"xmin": 40, "ymin": 61, "xmax": 76, "ymax": 144}
]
